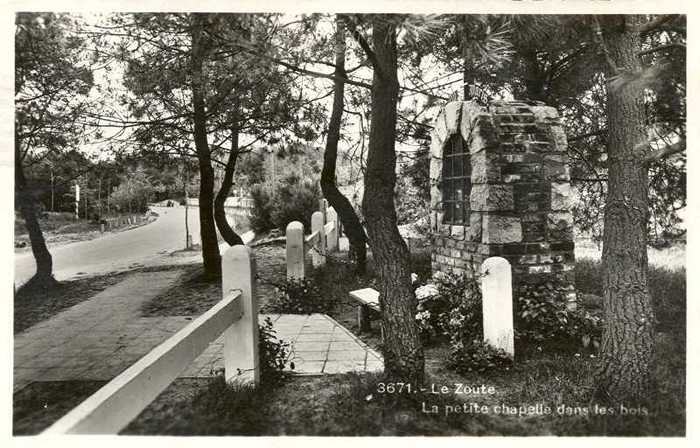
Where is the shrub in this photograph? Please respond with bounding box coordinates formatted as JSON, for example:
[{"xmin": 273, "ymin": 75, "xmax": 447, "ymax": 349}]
[
  {"xmin": 575, "ymin": 258, "xmax": 603, "ymax": 296},
  {"xmin": 415, "ymin": 272, "xmax": 483, "ymax": 345},
  {"xmin": 108, "ymin": 168, "xmax": 155, "ymax": 213},
  {"xmin": 412, "ymin": 270, "xmax": 513, "ymax": 373},
  {"xmin": 575, "ymin": 258, "xmax": 685, "ymax": 337},
  {"xmin": 409, "ymin": 251, "xmax": 432, "ymax": 283},
  {"xmin": 394, "ymin": 173, "xmax": 429, "ymax": 225},
  {"xmin": 310, "ymin": 260, "xmax": 364, "ymax": 308},
  {"xmin": 249, "ymin": 184, "xmax": 274, "ymax": 234},
  {"xmin": 269, "ymin": 172, "xmax": 321, "ymax": 232},
  {"xmin": 515, "ymin": 281, "xmax": 602, "ymax": 352},
  {"xmin": 258, "ymin": 317, "xmax": 293, "ymax": 386},
  {"xmin": 647, "ymin": 266, "xmax": 686, "ymax": 336},
  {"xmin": 447, "ymin": 340, "xmax": 513, "ymax": 374},
  {"xmin": 249, "ymin": 173, "xmax": 321, "ymax": 234},
  {"xmin": 263, "ymin": 277, "xmax": 331, "ymax": 314}
]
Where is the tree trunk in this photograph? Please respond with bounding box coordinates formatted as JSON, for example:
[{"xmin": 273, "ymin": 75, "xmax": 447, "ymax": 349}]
[
  {"xmin": 214, "ymin": 122, "xmax": 244, "ymax": 246},
  {"xmin": 15, "ymin": 138, "xmax": 56, "ymax": 287},
  {"xmin": 191, "ymin": 13, "xmax": 222, "ymax": 278},
  {"xmin": 362, "ymin": 18, "xmax": 424, "ymax": 384},
  {"xmin": 321, "ymin": 17, "xmax": 368, "ymax": 274},
  {"xmin": 596, "ymin": 15, "xmax": 655, "ymax": 403}
]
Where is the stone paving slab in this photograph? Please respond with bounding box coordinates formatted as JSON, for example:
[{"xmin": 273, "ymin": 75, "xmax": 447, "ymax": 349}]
[
  {"xmin": 14, "ymin": 271, "xmax": 383, "ymax": 393},
  {"xmin": 181, "ymin": 313, "xmax": 383, "ymax": 377}
]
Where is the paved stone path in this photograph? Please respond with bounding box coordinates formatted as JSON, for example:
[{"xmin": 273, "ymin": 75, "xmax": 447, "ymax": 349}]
[
  {"xmin": 14, "ymin": 269, "xmax": 382, "ymax": 393},
  {"xmin": 182, "ymin": 314, "xmax": 382, "ymax": 377}
]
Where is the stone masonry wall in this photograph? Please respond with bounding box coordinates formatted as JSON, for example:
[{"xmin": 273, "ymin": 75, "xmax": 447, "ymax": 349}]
[{"xmin": 429, "ymin": 100, "xmax": 576, "ymax": 308}]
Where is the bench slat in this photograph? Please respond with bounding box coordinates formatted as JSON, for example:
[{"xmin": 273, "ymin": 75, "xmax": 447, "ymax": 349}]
[{"xmin": 349, "ymin": 288, "xmax": 380, "ymax": 312}]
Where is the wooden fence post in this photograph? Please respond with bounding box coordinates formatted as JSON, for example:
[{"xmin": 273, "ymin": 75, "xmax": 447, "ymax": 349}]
[
  {"xmin": 286, "ymin": 221, "xmax": 305, "ymax": 279},
  {"xmin": 311, "ymin": 211, "xmax": 326, "ymax": 267},
  {"xmin": 481, "ymin": 256, "xmax": 515, "ymax": 359},
  {"xmin": 222, "ymin": 245, "xmax": 260, "ymax": 385}
]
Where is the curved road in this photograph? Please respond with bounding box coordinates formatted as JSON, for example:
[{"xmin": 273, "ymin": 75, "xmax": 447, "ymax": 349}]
[{"xmin": 14, "ymin": 206, "xmax": 205, "ymax": 287}]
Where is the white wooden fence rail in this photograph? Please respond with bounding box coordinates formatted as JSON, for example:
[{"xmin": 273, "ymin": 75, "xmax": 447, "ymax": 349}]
[
  {"xmin": 286, "ymin": 200, "xmax": 341, "ymax": 280},
  {"xmin": 42, "ymin": 245, "xmax": 259, "ymax": 435}
]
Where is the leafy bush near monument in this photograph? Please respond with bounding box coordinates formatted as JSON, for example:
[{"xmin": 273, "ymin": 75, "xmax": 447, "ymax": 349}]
[
  {"xmin": 414, "ymin": 272, "xmax": 482, "ymax": 346},
  {"xmin": 413, "ymin": 272, "xmax": 513, "ymax": 372},
  {"xmin": 515, "ymin": 282, "xmax": 602, "ymax": 351},
  {"xmin": 414, "ymin": 267, "xmax": 605, "ymax": 373}
]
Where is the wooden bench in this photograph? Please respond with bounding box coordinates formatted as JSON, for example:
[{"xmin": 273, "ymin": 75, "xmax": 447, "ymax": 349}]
[{"xmin": 349, "ymin": 288, "xmax": 381, "ymax": 334}]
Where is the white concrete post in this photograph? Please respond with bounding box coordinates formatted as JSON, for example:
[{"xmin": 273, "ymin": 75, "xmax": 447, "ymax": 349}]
[
  {"xmin": 311, "ymin": 211, "xmax": 326, "ymax": 267},
  {"xmin": 286, "ymin": 221, "xmax": 305, "ymax": 279},
  {"xmin": 100, "ymin": 223, "xmax": 105, "ymax": 233},
  {"xmin": 481, "ymin": 256, "xmax": 515, "ymax": 359},
  {"xmin": 222, "ymin": 245, "xmax": 260, "ymax": 385},
  {"xmin": 328, "ymin": 207, "xmax": 339, "ymax": 252}
]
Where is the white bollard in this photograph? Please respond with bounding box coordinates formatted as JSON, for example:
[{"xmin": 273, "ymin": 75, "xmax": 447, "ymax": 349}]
[
  {"xmin": 311, "ymin": 211, "xmax": 326, "ymax": 268},
  {"xmin": 222, "ymin": 245, "xmax": 260, "ymax": 385},
  {"xmin": 481, "ymin": 257, "xmax": 515, "ymax": 359},
  {"xmin": 328, "ymin": 208, "xmax": 339, "ymax": 252},
  {"xmin": 286, "ymin": 221, "xmax": 305, "ymax": 279}
]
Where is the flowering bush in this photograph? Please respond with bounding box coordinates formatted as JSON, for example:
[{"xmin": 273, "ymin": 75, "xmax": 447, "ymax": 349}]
[{"xmin": 414, "ymin": 272, "xmax": 482, "ymax": 346}]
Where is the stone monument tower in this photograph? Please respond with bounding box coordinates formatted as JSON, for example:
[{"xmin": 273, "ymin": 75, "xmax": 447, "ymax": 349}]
[{"xmin": 429, "ymin": 100, "xmax": 576, "ymax": 308}]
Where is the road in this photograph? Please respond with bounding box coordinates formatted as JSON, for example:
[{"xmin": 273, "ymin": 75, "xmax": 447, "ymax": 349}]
[{"xmin": 14, "ymin": 206, "xmax": 249, "ymax": 287}]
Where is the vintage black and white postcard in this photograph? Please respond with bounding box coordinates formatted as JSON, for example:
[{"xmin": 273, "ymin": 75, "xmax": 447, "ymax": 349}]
[{"xmin": 3, "ymin": 0, "xmax": 696, "ymax": 445}]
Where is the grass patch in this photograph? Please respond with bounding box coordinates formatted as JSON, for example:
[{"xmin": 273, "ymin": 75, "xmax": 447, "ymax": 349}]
[
  {"xmin": 123, "ymin": 334, "xmax": 684, "ymax": 436},
  {"xmin": 142, "ymin": 244, "xmax": 291, "ymax": 318},
  {"xmin": 123, "ymin": 377, "xmax": 272, "ymax": 435},
  {"xmin": 13, "ymin": 380, "xmax": 106, "ymax": 435},
  {"xmin": 576, "ymin": 257, "xmax": 686, "ymax": 339}
]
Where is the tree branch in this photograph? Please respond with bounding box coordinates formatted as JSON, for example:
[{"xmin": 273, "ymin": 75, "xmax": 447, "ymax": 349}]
[
  {"xmin": 635, "ymin": 14, "xmax": 678, "ymax": 34},
  {"xmin": 342, "ymin": 16, "xmax": 382, "ymax": 77},
  {"xmin": 637, "ymin": 42, "xmax": 686, "ymax": 58},
  {"xmin": 644, "ymin": 140, "xmax": 685, "ymax": 164}
]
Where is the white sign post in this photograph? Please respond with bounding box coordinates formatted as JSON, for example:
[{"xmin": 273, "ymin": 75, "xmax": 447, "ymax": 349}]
[{"xmin": 74, "ymin": 184, "xmax": 80, "ymax": 220}]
